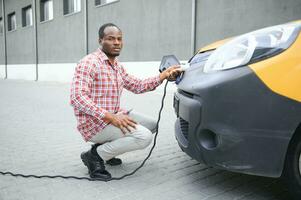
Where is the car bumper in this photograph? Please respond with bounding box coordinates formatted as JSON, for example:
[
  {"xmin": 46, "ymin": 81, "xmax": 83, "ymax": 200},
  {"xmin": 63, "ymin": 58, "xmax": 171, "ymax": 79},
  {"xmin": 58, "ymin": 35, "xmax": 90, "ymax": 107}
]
[{"xmin": 174, "ymin": 66, "xmax": 300, "ymax": 177}]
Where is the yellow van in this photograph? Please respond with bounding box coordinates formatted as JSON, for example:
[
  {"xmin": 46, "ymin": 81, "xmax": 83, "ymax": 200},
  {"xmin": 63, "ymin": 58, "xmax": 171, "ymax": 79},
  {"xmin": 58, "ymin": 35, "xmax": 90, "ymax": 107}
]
[{"xmin": 173, "ymin": 20, "xmax": 301, "ymax": 199}]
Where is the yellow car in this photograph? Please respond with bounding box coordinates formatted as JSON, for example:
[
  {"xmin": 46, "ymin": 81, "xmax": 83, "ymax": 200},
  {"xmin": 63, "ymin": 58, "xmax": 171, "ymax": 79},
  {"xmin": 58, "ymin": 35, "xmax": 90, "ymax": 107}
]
[{"xmin": 173, "ymin": 20, "xmax": 301, "ymax": 199}]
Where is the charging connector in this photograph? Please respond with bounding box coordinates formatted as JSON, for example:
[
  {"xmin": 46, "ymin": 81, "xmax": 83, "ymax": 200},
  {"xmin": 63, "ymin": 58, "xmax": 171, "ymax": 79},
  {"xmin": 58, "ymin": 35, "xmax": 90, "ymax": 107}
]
[{"xmin": 180, "ymin": 63, "xmax": 190, "ymax": 71}]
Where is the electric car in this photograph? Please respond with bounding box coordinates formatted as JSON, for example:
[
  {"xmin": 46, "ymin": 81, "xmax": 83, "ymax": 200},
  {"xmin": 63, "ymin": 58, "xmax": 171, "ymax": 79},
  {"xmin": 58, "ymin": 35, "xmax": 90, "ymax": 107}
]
[{"xmin": 173, "ymin": 20, "xmax": 301, "ymax": 198}]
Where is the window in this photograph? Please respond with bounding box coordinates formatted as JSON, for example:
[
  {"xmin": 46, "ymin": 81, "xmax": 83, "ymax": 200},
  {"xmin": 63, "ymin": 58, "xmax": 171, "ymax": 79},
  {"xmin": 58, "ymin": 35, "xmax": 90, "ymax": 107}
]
[
  {"xmin": 63, "ymin": 0, "xmax": 81, "ymax": 15},
  {"xmin": 40, "ymin": 0, "xmax": 53, "ymax": 22},
  {"xmin": 0, "ymin": 17, "xmax": 3, "ymax": 34},
  {"xmin": 7, "ymin": 12, "xmax": 16, "ymax": 31},
  {"xmin": 95, "ymin": 0, "xmax": 118, "ymax": 6},
  {"xmin": 22, "ymin": 5, "xmax": 33, "ymax": 27}
]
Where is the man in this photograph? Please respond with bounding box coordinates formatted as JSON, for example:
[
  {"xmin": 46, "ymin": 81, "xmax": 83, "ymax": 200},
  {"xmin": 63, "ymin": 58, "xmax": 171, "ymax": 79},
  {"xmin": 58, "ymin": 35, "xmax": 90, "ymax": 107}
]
[{"xmin": 70, "ymin": 23, "xmax": 181, "ymax": 180}]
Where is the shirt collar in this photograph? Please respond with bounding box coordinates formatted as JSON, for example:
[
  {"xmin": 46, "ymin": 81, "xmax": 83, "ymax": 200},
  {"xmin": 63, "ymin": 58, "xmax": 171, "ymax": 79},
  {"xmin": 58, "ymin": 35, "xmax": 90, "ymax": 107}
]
[{"xmin": 97, "ymin": 48, "xmax": 119, "ymax": 69}]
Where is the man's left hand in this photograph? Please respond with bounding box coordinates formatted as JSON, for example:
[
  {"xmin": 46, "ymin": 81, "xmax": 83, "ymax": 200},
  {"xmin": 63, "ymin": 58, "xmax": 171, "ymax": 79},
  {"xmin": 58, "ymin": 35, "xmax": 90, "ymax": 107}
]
[{"xmin": 159, "ymin": 65, "xmax": 183, "ymax": 82}]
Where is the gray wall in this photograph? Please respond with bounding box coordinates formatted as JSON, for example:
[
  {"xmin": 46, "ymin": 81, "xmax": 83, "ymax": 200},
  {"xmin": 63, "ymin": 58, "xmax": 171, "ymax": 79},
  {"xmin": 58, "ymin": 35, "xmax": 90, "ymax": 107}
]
[
  {"xmin": 196, "ymin": 0, "xmax": 301, "ymax": 50},
  {"xmin": 88, "ymin": 0, "xmax": 192, "ymax": 61},
  {"xmin": 5, "ymin": 0, "xmax": 35, "ymax": 64},
  {"xmin": 1, "ymin": 0, "xmax": 301, "ymax": 65},
  {"xmin": 0, "ymin": 1, "xmax": 4, "ymax": 64},
  {"xmin": 37, "ymin": 0, "xmax": 86, "ymax": 63}
]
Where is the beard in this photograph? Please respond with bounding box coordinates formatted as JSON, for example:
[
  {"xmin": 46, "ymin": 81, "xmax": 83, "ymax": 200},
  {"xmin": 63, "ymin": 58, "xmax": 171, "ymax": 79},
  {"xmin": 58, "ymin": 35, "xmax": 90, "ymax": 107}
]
[
  {"xmin": 105, "ymin": 51, "xmax": 120, "ymax": 57},
  {"xmin": 102, "ymin": 46, "xmax": 121, "ymax": 58}
]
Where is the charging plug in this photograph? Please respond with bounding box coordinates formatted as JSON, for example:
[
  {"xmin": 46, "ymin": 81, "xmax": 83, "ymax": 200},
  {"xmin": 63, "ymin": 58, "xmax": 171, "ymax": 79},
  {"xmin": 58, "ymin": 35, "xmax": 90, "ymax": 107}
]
[
  {"xmin": 159, "ymin": 55, "xmax": 180, "ymax": 73},
  {"xmin": 174, "ymin": 63, "xmax": 190, "ymax": 84},
  {"xmin": 180, "ymin": 63, "xmax": 190, "ymax": 71},
  {"xmin": 158, "ymin": 55, "xmax": 190, "ymax": 84}
]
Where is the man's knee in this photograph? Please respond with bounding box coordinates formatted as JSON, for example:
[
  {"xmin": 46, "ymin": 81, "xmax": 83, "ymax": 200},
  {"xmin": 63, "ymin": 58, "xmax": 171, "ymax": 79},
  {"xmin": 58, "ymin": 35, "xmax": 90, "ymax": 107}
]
[
  {"xmin": 149, "ymin": 121, "xmax": 157, "ymax": 133},
  {"xmin": 140, "ymin": 130, "xmax": 153, "ymax": 148},
  {"xmin": 145, "ymin": 119, "xmax": 157, "ymax": 133},
  {"xmin": 132, "ymin": 126, "xmax": 153, "ymax": 148}
]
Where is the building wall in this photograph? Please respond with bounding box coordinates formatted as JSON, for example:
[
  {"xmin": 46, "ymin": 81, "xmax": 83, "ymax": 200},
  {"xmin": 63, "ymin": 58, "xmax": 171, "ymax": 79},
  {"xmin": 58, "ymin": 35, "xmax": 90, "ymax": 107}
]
[
  {"xmin": 0, "ymin": 1, "xmax": 4, "ymax": 65},
  {"xmin": 196, "ymin": 0, "xmax": 301, "ymax": 49},
  {"xmin": 5, "ymin": 0, "xmax": 35, "ymax": 64},
  {"xmin": 1, "ymin": 0, "xmax": 301, "ymax": 81},
  {"xmin": 87, "ymin": 0, "xmax": 192, "ymax": 62},
  {"xmin": 37, "ymin": 0, "xmax": 86, "ymax": 63}
]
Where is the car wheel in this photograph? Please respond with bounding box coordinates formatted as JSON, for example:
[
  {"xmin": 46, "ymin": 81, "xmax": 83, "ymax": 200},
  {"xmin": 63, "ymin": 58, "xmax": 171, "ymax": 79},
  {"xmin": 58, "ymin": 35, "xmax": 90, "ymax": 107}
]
[{"xmin": 283, "ymin": 133, "xmax": 301, "ymax": 200}]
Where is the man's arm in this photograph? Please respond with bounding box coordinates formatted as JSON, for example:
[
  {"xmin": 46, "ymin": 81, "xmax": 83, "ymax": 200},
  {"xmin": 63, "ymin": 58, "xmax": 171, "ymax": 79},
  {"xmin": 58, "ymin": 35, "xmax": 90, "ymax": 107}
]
[{"xmin": 120, "ymin": 65, "xmax": 181, "ymax": 94}]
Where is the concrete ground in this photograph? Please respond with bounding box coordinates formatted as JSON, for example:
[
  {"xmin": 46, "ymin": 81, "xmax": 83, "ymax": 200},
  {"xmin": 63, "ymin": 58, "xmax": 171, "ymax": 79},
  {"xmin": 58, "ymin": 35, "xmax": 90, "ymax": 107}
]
[{"xmin": 0, "ymin": 80, "xmax": 292, "ymax": 200}]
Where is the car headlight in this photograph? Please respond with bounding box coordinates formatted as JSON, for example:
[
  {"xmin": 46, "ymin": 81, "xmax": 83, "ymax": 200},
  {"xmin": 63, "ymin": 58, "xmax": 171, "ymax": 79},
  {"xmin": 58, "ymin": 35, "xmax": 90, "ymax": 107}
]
[{"xmin": 203, "ymin": 22, "xmax": 301, "ymax": 73}]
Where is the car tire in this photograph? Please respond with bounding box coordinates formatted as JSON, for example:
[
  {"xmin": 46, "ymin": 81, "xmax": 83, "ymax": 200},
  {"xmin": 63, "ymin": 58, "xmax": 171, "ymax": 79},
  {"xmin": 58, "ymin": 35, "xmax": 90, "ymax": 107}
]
[{"xmin": 283, "ymin": 133, "xmax": 301, "ymax": 200}]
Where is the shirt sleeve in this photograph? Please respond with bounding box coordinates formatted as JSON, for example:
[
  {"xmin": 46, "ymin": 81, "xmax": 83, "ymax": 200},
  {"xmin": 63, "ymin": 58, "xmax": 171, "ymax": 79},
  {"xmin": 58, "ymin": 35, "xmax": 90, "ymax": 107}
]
[
  {"xmin": 70, "ymin": 61, "xmax": 107, "ymax": 120},
  {"xmin": 120, "ymin": 65, "xmax": 162, "ymax": 94}
]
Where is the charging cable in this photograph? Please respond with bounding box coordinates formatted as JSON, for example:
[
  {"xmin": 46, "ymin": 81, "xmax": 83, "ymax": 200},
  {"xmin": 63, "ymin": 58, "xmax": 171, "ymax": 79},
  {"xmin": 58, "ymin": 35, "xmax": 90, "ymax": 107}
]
[{"xmin": 0, "ymin": 80, "xmax": 169, "ymax": 182}]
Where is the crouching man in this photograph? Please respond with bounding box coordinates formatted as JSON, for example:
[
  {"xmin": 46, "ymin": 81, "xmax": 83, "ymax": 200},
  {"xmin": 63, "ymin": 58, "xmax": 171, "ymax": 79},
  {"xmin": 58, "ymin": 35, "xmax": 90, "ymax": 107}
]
[{"xmin": 70, "ymin": 23, "xmax": 181, "ymax": 180}]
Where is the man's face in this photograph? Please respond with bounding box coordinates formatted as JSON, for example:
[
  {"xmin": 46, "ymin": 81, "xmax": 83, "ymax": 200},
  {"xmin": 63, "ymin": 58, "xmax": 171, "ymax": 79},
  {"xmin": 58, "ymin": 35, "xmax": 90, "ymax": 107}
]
[{"xmin": 99, "ymin": 26, "xmax": 123, "ymax": 58}]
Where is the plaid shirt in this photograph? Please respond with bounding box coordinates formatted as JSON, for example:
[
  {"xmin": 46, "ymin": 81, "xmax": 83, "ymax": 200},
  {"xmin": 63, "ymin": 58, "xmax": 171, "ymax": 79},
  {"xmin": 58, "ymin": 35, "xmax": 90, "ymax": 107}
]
[{"xmin": 70, "ymin": 48, "xmax": 161, "ymax": 141}]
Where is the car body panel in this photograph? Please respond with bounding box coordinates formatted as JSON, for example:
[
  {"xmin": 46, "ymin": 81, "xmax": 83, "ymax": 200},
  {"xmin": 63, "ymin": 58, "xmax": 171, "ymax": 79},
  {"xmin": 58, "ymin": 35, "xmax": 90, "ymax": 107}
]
[
  {"xmin": 249, "ymin": 31, "xmax": 301, "ymax": 103},
  {"xmin": 174, "ymin": 20, "xmax": 301, "ymax": 177},
  {"xmin": 198, "ymin": 38, "xmax": 231, "ymax": 53}
]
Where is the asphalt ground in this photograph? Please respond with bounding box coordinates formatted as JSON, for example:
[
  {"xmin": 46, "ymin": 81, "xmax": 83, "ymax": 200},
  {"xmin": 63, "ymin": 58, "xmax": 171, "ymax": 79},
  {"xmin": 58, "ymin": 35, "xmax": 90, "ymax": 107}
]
[{"xmin": 0, "ymin": 80, "xmax": 292, "ymax": 200}]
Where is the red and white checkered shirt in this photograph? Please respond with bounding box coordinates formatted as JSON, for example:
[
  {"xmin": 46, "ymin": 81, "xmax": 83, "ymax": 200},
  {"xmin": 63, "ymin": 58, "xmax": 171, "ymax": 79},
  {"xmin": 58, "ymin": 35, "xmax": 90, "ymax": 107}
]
[{"xmin": 70, "ymin": 48, "xmax": 161, "ymax": 141}]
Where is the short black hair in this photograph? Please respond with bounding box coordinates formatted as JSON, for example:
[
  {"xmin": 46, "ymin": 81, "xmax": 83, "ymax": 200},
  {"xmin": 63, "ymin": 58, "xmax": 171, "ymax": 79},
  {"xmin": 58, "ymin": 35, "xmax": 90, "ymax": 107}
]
[{"xmin": 98, "ymin": 23, "xmax": 121, "ymax": 39}]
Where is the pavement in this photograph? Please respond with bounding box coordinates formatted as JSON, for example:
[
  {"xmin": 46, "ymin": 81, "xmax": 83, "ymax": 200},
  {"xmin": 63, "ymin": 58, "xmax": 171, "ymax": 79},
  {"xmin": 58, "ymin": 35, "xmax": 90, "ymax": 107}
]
[{"xmin": 0, "ymin": 80, "xmax": 292, "ymax": 200}]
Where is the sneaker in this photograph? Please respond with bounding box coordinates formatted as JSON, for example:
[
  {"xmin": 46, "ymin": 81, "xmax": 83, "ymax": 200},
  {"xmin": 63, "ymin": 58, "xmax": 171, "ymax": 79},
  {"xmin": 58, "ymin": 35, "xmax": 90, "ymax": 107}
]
[
  {"xmin": 106, "ymin": 157, "xmax": 122, "ymax": 166},
  {"xmin": 80, "ymin": 148, "xmax": 111, "ymax": 180}
]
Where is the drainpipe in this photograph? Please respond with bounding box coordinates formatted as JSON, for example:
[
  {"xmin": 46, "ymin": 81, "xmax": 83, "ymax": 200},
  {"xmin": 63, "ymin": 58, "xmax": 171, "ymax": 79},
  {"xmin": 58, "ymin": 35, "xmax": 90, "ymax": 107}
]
[
  {"xmin": 2, "ymin": 0, "xmax": 7, "ymax": 79},
  {"xmin": 84, "ymin": 0, "xmax": 88, "ymax": 54},
  {"xmin": 191, "ymin": 0, "xmax": 196, "ymax": 55},
  {"xmin": 33, "ymin": 0, "xmax": 38, "ymax": 81}
]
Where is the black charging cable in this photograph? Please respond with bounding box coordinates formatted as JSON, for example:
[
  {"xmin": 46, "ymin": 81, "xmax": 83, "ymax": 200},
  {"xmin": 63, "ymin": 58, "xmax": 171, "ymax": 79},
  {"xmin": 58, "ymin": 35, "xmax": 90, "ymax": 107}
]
[{"xmin": 0, "ymin": 80, "xmax": 169, "ymax": 182}]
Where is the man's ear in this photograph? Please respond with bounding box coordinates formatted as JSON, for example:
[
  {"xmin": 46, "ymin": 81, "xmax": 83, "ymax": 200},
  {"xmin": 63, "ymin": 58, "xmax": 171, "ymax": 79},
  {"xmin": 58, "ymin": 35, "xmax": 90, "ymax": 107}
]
[{"xmin": 98, "ymin": 38, "xmax": 102, "ymax": 45}]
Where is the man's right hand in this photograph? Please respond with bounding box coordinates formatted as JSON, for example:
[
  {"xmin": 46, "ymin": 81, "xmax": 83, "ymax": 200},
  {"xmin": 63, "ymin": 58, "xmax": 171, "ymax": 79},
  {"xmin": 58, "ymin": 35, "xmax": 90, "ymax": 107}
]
[{"xmin": 104, "ymin": 112, "xmax": 137, "ymax": 134}]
